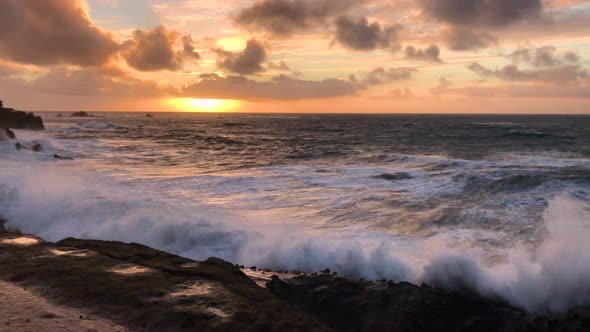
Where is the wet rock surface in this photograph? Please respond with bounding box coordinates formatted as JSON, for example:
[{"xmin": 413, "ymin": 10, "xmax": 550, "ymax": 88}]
[
  {"xmin": 267, "ymin": 273, "xmax": 590, "ymax": 332},
  {"xmin": 2, "ymin": 220, "xmax": 589, "ymax": 331}
]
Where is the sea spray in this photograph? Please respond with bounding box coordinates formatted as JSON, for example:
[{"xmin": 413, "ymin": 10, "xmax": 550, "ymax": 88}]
[{"xmin": 1, "ymin": 152, "xmax": 590, "ymax": 313}]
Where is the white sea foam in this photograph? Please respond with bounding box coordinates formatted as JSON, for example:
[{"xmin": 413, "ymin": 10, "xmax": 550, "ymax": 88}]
[{"xmin": 1, "ymin": 150, "xmax": 590, "ymax": 313}]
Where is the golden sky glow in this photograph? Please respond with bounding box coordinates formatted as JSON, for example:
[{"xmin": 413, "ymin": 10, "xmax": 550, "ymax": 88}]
[
  {"xmin": 0, "ymin": 0, "xmax": 589, "ymax": 113},
  {"xmin": 169, "ymin": 98, "xmax": 240, "ymax": 112}
]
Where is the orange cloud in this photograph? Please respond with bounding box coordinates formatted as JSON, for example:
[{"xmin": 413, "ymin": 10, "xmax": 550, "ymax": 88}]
[
  {"xmin": 122, "ymin": 25, "xmax": 200, "ymax": 72},
  {"xmin": 0, "ymin": 0, "xmax": 118, "ymax": 66}
]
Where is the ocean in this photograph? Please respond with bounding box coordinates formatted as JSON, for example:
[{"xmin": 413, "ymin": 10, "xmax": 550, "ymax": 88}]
[{"xmin": 2, "ymin": 112, "xmax": 590, "ymax": 313}]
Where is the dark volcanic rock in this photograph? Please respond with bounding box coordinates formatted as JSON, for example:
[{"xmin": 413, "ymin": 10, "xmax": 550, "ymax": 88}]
[
  {"xmin": 146, "ymin": 113, "xmax": 153, "ymax": 118},
  {"xmin": 71, "ymin": 111, "xmax": 90, "ymax": 117},
  {"xmin": 0, "ymin": 104, "xmax": 45, "ymax": 130},
  {"xmin": 267, "ymin": 274, "xmax": 590, "ymax": 332},
  {"xmin": 14, "ymin": 142, "xmax": 23, "ymax": 150}
]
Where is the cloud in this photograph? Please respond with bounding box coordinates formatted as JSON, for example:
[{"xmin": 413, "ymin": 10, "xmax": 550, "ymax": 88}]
[
  {"xmin": 511, "ymin": 46, "xmax": 580, "ymax": 67},
  {"xmin": 357, "ymin": 67, "xmax": 416, "ymax": 86},
  {"xmin": 370, "ymin": 87, "xmax": 415, "ymax": 100},
  {"xmin": 431, "ymin": 77, "xmax": 453, "ymax": 94},
  {"xmin": 334, "ymin": 16, "xmax": 400, "ymax": 51},
  {"xmin": 0, "ymin": 66, "xmax": 166, "ymax": 98},
  {"xmin": 266, "ymin": 60, "xmax": 300, "ymax": 76},
  {"xmin": 467, "ymin": 62, "xmax": 495, "ymax": 77},
  {"xmin": 444, "ymin": 83, "xmax": 590, "ymax": 100},
  {"xmin": 182, "ymin": 73, "xmax": 356, "ymax": 100},
  {"xmin": 267, "ymin": 61, "xmax": 291, "ymax": 71},
  {"xmin": 182, "ymin": 66, "xmax": 415, "ymax": 101},
  {"xmin": 420, "ymin": 0, "xmax": 542, "ymax": 27},
  {"xmin": 0, "ymin": 0, "xmax": 119, "ymax": 66},
  {"xmin": 216, "ymin": 39, "xmax": 267, "ymax": 75},
  {"xmin": 467, "ymin": 62, "xmax": 588, "ymax": 83},
  {"xmin": 234, "ymin": 0, "xmax": 362, "ymax": 36},
  {"xmin": 122, "ymin": 26, "xmax": 200, "ymax": 72},
  {"xmin": 404, "ymin": 45, "xmax": 441, "ymax": 62},
  {"xmin": 444, "ymin": 28, "xmax": 497, "ymax": 51},
  {"xmin": 180, "ymin": 35, "xmax": 202, "ymax": 61}
]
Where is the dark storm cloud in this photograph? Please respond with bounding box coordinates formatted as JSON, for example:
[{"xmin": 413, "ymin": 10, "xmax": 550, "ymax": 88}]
[
  {"xmin": 334, "ymin": 16, "xmax": 400, "ymax": 51},
  {"xmin": 420, "ymin": 0, "xmax": 542, "ymax": 27},
  {"xmin": 215, "ymin": 39, "xmax": 267, "ymax": 75},
  {"xmin": 123, "ymin": 26, "xmax": 200, "ymax": 72},
  {"xmin": 0, "ymin": 0, "xmax": 119, "ymax": 66},
  {"xmin": 234, "ymin": 0, "xmax": 363, "ymax": 36},
  {"xmin": 444, "ymin": 28, "xmax": 497, "ymax": 51},
  {"xmin": 404, "ymin": 45, "xmax": 441, "ymax": 62}
]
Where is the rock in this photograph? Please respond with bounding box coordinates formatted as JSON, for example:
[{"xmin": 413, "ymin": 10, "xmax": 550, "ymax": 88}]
[
  {"xmin": 0, "ymin": 235, "xmax": 329, "ymax": 331},
  {"xmin": 146, "ymin": 113, "xmax": 153, "ymax": 118},
  {"xmin": 0, "ymin": 128, "xmax": 15, "ymax": 141},
  {"xmin": 54, "ymin": 154, "xmax": 74, "ymax": 160},
  {"xmin": 14, "ymin": 142, "xmax": 23, "ymax": 150},
  {"xmin": 56, "ymin": 113, "xmax": 63, "ymax": 117},
  {"xmin": 71, "ymin": 111, "xmax": 90, "ymax": 117},
  {"xmin": 266, "ymin": 274, "xmax": 590, "ymax": 332},
  {"xmin": 31, "ymin": 143, "xmax": 42, "ymax": 152},
  {"xmin": 5, "ymin": 129, "xmax": 16, "ymax": 139},
  {"xmin": 0, "ymin": 100, "xmax": 45, "ymax": 130},
  {"xmin": 372, "ymin": 173, "xmax": 414, "ymax": 181}
]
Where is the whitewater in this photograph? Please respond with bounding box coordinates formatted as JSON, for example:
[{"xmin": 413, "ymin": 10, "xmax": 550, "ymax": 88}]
[{"xmin": 1, "ymin": 113, "xmax": 590, "ymax": 313}]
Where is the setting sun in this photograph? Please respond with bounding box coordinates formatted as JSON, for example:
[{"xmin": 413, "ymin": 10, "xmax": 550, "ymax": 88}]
[{"xmin": 169, "ymin": 98, "xmax": 238, "ymax": 112}]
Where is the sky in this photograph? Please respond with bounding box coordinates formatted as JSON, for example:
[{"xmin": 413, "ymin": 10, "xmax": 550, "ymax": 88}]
[{"xmin": 0, "ymin": 0, "xmax": 589, "ymax": 113}]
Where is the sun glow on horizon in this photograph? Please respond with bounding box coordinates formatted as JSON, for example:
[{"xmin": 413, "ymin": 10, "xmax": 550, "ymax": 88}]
[{"xmin": 170, "ymin": 98, "xmax": 239, "ymax": 112}]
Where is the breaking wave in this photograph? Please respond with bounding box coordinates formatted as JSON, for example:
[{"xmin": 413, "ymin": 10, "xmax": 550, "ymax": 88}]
[{"xmin": 1, "ymin": 148, "xmax": 590, "ymax": 313}]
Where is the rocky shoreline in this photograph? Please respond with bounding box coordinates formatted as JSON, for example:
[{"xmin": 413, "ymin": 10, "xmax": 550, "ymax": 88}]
[
  {"xmin": 1, "ymin": 222, "xmax": 589, "ymax": 331},
  {"xmin": 0, "ymin": 224, "xmax": 327, "ymax": 331},
  {"xmin": 0, "ymin": 100, "xmax": 44, "ymax": 131}
]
